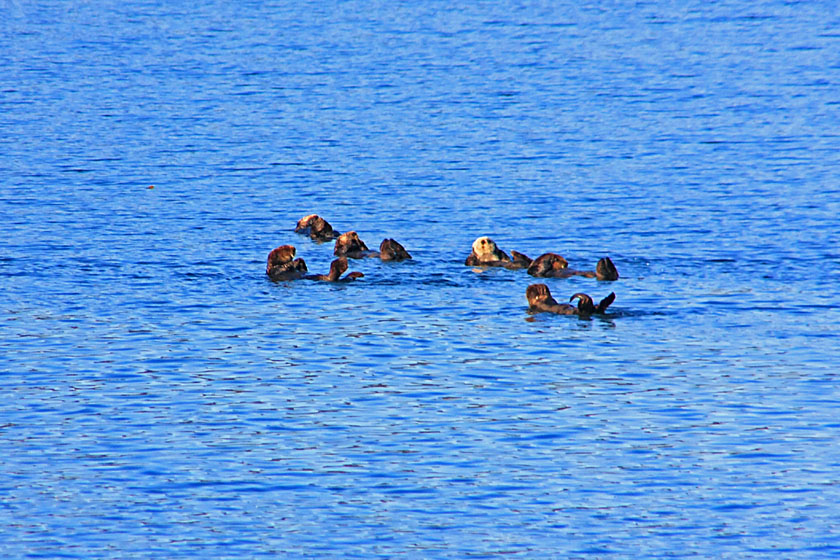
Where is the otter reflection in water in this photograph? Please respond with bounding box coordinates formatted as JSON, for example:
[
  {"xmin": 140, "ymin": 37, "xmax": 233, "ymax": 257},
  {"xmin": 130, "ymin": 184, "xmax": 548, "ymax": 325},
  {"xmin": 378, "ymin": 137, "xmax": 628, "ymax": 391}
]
[
  {"xmin": 526, "ymin": 283, "xmax": 615, "ymax": 316},
  {"xmin": 295, "ymin": 214, "xmax": 339, "ymax": 242},
  {"xmin": 527, "ymin": 253, "xmax": 619, "ymax": 281},
  {"xmin": 334, "ymin": 231, "xmax": 412, "ymax": 261},
  {"xmin": 464, "ymin": 236, "xmax": 532, "ymax": 269},
  {"xmin": 266, "ymin": 245, "xmax": 308, "ymax": 281},
  {"xmin": 304, "ymin": 257, "xmax": 364, "ymax": 282}
]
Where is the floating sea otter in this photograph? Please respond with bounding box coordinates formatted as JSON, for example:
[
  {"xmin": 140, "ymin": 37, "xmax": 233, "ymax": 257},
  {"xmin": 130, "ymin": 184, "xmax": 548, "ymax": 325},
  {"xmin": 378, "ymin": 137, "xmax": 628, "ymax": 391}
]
[
  {"xmin": 295, "ymin": 214, "xmax": 339, "ymax": 242},
  {"xmin": 464, "ymin": 236, "xmax": 532, "ymax": 269},
  {"xmin": 334, "ymin": 231, "xmax": 412, "ymax": 261},
  {"xmin": 304, "ymin": 257, "xmax": 364, "ymax": 282},
  {"xmin": 266, "ymin": 245, "xmax": 308, "ymax": 281},
  {"xmin": 527, "ymin": 253, "xmax": 619, "ymax": 281},
  {"xmin": 526, "ymin": 283, "xmax": 616, "ymax": 316},
  {"xmin": 379, "ymin": 238, "xmax": 412, "ymax": 261}
]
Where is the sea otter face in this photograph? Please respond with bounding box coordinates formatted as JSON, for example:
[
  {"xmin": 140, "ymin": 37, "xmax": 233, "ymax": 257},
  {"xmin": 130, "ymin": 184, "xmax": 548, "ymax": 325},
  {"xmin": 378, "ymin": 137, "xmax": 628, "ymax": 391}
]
[
  {"xmin": 295, "ymin": 214, "xmax": 337, "ymax": 240},
  {"xmin": 380, "ymin": 238, "xmax": 412, "ymax": 261},
  {"xmin": 526, "ymin": 283, "xmax": 558, "ymax": 307},
  {"xmin": 266, "ymin": 245, "xmax": 296, "ymax": 274},
  {"xmin": 295, "ymin": 214, "xmax": 319, "ymax": 231},
  {"xmin": 266, "ymin": 244, "xmax": 308, "ymax": 280},
  {"xmin": 334, "ymin": 231, "xmax": 369, "ymax": 257},
  {"xmin": 527, "ymin": 253, "xmax": 569, "ymax": 277},
  {"xmin": 471, "ymin": 236, "xmax": 505, "ymax": 262}
]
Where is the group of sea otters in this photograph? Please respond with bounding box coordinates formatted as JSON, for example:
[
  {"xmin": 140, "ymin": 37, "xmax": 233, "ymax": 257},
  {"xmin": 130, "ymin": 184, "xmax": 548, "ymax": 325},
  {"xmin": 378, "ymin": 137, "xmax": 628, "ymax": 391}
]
[{"xmin": 267, "ymin": 214, "xmax": 619, "ymax": 318}]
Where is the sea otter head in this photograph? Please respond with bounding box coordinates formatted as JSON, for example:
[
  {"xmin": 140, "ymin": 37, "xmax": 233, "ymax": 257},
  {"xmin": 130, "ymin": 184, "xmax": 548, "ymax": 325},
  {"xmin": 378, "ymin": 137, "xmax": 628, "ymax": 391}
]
[
  {"xmin": 471, "ymin": 236, "xmax": 507, "ymax": 262},
  {"xmin": 526, "ymin": 283, "xmax": 559, "ymax": 308},
  {"xmin": 334, "ymin": 231, "xmax": 369, "ymax": 257},
  {"xmin": 266, "ymin": 244, "xmax": 296, "ymax": 274},
  {"xmin": 295, "ymin": 214, "xmax": 319, "ymax": 232},
  {"xmin": 379, "ymin": 238, "xmax": 412, "ymax": 261},
  {"xmin": 295, "ymin": 214, "xmax": 337, "ymax": 240},
  {"xmin": 527, "ymin": 253, "xmax": 569, "ymax": 277}
]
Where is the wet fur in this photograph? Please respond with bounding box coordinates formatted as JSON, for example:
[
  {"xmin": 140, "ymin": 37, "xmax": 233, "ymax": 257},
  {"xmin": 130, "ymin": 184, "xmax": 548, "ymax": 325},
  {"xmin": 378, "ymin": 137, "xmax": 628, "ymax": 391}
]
[
  {"xmin": 304, "ymin": 257, "xmax": 364, "ymax": 282},
  {"xmin": 528, "ymin": 254, "xmax": 619, "ymax": 281},
  {"xmin": 465, "ymin": 237, "xmax": 531, "ymax": 269},
  {"xmin": 526, "ymin": 283, "xmax": 615, "ymax": 316},
  {"xmin": 295, "ymin": 214, "xmax": 339, "ymax": 241},
  {"xmin": 380, "ymin": 238, "xmax": 412, "ymax": 261},
  {"xmin": 266, "ymin": 245, "xmax": 308, "ymax": 281},
  {"xmin": 334, "ymin": 231, "xmax": 372, "ymax": 258}
]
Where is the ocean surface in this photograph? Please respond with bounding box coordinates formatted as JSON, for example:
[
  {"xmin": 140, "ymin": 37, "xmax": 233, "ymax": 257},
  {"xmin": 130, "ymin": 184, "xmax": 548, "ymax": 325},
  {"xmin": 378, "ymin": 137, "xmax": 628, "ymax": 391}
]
[{"xmin": 2, "ymin": 0, "xmax": 839, "ymax": 557}]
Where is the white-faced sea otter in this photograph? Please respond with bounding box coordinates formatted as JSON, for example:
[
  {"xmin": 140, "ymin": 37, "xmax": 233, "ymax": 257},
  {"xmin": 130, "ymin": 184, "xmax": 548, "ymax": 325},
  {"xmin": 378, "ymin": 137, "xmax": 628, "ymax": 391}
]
[
  {"xmin": 266, "ymin": 244, "xmax": 308, "ymax": 281},
  {"xmin": 334, "ymin": 231, "xmax": 412, "ymax": 261},
  {"xmin": 526, "ymin": 283, "xmax": 615, "ymax": 316},
  {"xmin": 295, "ymin": 214, "xmax": 339, "ymax": 242},
  {"xmin": 464, "ymin": 236, "xmax": 532, "ymax": 269},
  {"xmin": 527, "ymin": 253, "xmax": 619, "ymax": 281}
]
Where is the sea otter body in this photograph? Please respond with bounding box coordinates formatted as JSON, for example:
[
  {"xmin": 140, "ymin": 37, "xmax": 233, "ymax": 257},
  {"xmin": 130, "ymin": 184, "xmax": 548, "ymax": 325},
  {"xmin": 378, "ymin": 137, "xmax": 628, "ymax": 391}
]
[
  {"xmin": 527, "ymin": 254, "xmax": 619, "ymax": 281},
  {"xmin": 334, "ymin": 232, "xmax": 412, "ymax": 261},
  {"xmin": 526, "ymin": 283, "xmax": 615, "ymax": 316},
  {"xmin": 295, "ymin": 214, "xmax": 339, "ymax": 242},
  {"xmin": 464, "ymin": 237, "xmax": 531, "ymax": 269},
  {"xmin": 266, "ymin": 245, "xmax": 308, "ymax": 281},
  {"xmin": 304, "ymin": 257, "xmax": 364, "ymax": 282}
]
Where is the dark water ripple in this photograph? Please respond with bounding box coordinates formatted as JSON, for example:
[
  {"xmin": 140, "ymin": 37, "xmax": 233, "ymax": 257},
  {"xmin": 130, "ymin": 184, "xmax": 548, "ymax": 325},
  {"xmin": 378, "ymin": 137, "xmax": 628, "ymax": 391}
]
[{"xmin": 3, "ymin": 0, "xmax": 840, "ymax": 558}]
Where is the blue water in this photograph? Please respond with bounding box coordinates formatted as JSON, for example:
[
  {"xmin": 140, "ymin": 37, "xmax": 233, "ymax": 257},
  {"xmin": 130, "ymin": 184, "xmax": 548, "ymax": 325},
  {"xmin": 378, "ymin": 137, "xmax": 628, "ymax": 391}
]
[{"xmin": 2, "ymin": 0, "xmax": 840, "ymax": 557}]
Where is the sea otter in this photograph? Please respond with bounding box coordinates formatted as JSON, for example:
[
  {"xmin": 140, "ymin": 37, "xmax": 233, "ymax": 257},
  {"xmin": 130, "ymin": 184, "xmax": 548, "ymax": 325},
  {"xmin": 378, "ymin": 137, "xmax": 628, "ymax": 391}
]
[
  {"xmin": 527, "ymin": 254, "xmax": 619, "ymax": 281},
  {"xmin": 379, "ymin": 238, "xmax": 412, "ymax": 261},
  {"xmin": 334, "ymin": 232, "xmax": 412, "ymax": 261},
  {"xmin": 464, "ymin": 236, "xmax": 532, "ymax": 269},
  {"xmin": 266, "ymin": 245, "xmax": 308, "ymax": 281},
  {"xmin": 295, "ymin": 214, "xmax": 340, "ymax": 242},
  {"xmin": 334, "ymin": 231, "xmax": 373, "ymax": 258},
  {"xmin": 526, "ymin": 283, "xmax": 616, "ymax": 316},
  {"xmin": 304, "ymin": 257, "xmax": 364, "ymax": 282}
]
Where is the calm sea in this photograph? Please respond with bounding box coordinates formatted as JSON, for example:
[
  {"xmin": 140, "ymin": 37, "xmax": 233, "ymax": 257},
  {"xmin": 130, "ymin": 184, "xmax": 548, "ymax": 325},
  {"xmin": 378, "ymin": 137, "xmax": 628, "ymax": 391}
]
[{"xmin": 2, "ymin": 0, "xmax": 839, "ymax": 557}]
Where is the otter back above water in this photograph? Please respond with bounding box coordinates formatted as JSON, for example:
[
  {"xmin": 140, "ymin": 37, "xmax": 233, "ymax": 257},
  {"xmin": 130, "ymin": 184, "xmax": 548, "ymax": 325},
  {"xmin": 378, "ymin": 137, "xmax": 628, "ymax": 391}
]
[{"xmin": 2, "ymin": 1, "xmax": 839, "ymax": 558}]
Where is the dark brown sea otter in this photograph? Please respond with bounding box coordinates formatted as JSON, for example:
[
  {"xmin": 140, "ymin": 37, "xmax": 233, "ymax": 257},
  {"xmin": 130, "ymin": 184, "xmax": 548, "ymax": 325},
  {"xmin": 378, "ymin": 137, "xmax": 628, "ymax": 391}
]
[
  {"xmin": 464, "ymin": 236, "xmax": 532, "ymax": 269},
  {"xmin": 304, "ymin": 257, "xmax": 364, "ymax": 282},
  {"xmin": 526, "ymin": 283, "xmax": 616, "ymax": 316},
  {"xmin": 379, "ymin": 238, "xmax": 412, "ymax": 261},
  {"xmin": 266, "ymin": 245, "xmax": 308, "ymax": 281},
  {"xmin": 527, "ymin": 253, "xmax": 619, "ymax": 281},
  {"xmin": 334, "ymin": 232, "xmax": 412, "ymax": 261},
  {"xmin": 295, "ymin": 214, "xmax": 339, "ymax": 242}
]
